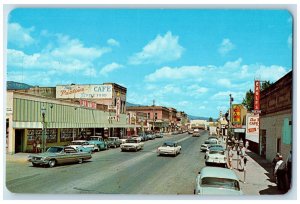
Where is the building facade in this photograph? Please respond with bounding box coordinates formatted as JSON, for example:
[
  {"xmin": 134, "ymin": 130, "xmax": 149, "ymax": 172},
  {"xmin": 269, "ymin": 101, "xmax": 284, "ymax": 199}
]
[
  {"xmin": 6, "ymin": 83, "xmax": 134, "ymax": 154},
  {"xmin": 259, "ymin": 71, "xmax": 292, "ymax": 162}
]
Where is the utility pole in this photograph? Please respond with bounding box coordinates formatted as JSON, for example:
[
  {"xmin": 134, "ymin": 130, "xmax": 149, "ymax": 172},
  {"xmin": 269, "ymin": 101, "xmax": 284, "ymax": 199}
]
[{"xmin": 152, "ymin": 99, "xmax": 155, "ymax": 132}]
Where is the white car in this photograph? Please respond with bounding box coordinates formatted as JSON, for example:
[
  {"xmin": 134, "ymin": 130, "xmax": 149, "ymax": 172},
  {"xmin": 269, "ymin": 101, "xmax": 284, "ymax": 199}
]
[
  {"xmin": 205, "ymin": 146, "xmax": 227, "ymax": 167},
  {"xmin": 68, "ymin": 140, "xmax": 98, "ymax": 152},
  {"xmin": 194, "ymin": 166, "xmax": 243, "ymax": 195},
  {"xmin": 120, "ymin": 138, "xmax": 144, "ymax": 152},
  {"xmin": 157, "ymin": 141, "xmax": 181, "ymax": 156}
]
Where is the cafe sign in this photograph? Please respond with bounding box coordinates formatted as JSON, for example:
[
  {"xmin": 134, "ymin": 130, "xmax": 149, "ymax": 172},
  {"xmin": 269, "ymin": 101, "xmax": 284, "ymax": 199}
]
[{"xmin": 56, "ymin": 84, "xmax": 113, "ymax": 99}]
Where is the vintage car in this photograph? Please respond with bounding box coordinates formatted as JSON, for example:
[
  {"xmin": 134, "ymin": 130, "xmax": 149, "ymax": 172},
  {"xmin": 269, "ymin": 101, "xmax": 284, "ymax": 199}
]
[
  {"xmin": 192, "ymin": 129, "xmax": 201, "ymax": 137},
  {"xmin": 200, "ymin": 139, "xmax": 219, "ymax": 152},
  {"xmin": 28, "ymin": 146, "xmax": 92, "ymax": 168},
  {"xmin": 155, "ymin": 132, "xmax": 164, "ymax": 138},
  {"xmin": 67, "ymin": 140, "xmax": 96, "ymax": 153},
  {"xmin": 157, "ymin": 141, "xmax": 181, "ymax": 156},
  {"xmin": 194, "ymin": 166, "xmax": 243, "ymax": 195},
  {"xmin": 107, "ymin": 137, "xmax": 122, "ymax": 148},
  {"xmin": 119, "ymin": 136, "xmax": 131, "ymax": 144},
  {"xmin": 120, "ymin": 138, "xmax": 144, "ymax": 152},
  {"xmin": 146, "ymin": 133, "xmax": 155, "ymax": 140},
  {"xmin": 205, "ymin": 146, "xmax": 227, "ymax": 167},
  {"xmin": 87, "ymin": 136, "xmax": 108, "ymax": 151},
  {"xmin": 188, "ymin": 129, "xmax": 194, "ymax": 134}
]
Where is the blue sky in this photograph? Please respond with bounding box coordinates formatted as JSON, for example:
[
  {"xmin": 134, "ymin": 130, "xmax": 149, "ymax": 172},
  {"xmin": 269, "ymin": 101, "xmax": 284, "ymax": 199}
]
[{"xmin": 6, "ymin": 9, "xmax": 293, "ymax": 118}]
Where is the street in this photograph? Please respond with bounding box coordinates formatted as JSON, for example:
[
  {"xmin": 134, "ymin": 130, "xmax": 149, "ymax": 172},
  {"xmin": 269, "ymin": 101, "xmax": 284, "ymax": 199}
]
[{"xmin": 6, "ymin": 131, "xmax": 209, "ymax": 194}]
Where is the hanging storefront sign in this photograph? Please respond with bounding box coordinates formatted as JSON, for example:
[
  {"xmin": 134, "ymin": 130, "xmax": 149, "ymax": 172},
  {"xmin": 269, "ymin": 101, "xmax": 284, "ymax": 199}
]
[
  {"xmin": 56, "ymin": 84, "xmax": 113, "ymax": 99},
  {"xmin": 254, "ymin": 80, "xmax": 260, "ymax": 111},
  {"xmin": 79, "ymin": 100, "xmax": 97, "ymax": 109},
  {"xmin": 246, "ymin": 113, "xmax": 259, "ymax": 143},
  {"xmin": 232, "ymin": 104, "xmax": 241, "ymax": 125}
]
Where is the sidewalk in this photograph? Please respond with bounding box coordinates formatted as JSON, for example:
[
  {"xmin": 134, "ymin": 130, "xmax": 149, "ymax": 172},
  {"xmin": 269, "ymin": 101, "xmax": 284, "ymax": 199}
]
[{"xmin": 230, "ymin": 149, "xmax": 285, "ymax": 196}]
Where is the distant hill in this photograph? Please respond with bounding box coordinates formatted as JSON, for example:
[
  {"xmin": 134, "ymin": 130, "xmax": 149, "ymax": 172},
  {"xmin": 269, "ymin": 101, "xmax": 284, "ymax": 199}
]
[
  {"xmin": 7, "ymin": 81, "xmax": 33, "ymax": 90},
  {"xmin": 126, "ymin": 102, "xmax": 144, "ymax": 107}
]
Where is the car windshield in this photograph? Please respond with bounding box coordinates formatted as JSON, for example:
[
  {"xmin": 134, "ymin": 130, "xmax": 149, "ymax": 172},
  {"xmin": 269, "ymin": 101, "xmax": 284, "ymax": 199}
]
[
  {"xmin": 70, "ymin": 142, "xmax": 84, "ymax": 145},
  {"xmin": 209, "ymin": 150, "xmax": 225, "ymax": 155},
  {"xmin": 126, "ymin": 139, "xmax": 137, "ymax": 143},
  {"xmin": 90, "ymin": 137, "xmax": 101, "ymax": 141},
  {"xmin": 162, "ymin": 142, "xmax": 175, "ymax": 147},
  {"xmin": 46, "ymin": 147, "xmax": 64, "ymax": 153},
  {"xmin": 201, "ymin": 177, "xmax": 240, "ymax": 191}
]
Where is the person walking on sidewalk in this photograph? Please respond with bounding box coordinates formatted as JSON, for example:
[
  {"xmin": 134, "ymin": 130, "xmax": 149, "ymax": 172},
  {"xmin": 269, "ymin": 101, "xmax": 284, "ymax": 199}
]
[
  {"xmin": 286, "ymin": 150, "xmax": 292, "ymax": 190},
  {"xmin": 227, "ymin": 145, "xmax": 234, "ymax": 169},
  {"xmin": 274, "ymin": 154, "xmax": 288, "ymax": 192},
  {"xmin": 238, "ymin": 145, "xmax": 246, "ymax": 171}
]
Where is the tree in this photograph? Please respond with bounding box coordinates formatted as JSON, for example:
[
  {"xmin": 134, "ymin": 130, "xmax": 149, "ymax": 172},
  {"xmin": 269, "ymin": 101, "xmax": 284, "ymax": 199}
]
[
  {"xmin": 242, "ymin": 81, "xmax": 272, "ymax": 111},
  {"xmin": 208, "ymin": 117, "xmax": 213, "ymax": 122}
]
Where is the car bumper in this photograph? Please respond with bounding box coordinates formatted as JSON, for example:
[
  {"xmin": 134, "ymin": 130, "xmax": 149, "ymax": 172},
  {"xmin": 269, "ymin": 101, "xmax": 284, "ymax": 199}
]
[
  {"xmin": 121, "ymin": 146, "xmax": 137, "ymax": 151},
  {"xmin": 28, "ymin": 158, "xmax": 49, "ymax": 165}
]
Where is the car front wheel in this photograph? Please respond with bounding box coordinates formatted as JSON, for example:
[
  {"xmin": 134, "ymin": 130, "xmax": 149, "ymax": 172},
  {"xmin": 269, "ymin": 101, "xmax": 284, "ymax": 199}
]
[{"xmin": 48, "ymin": 159, "xmax": 56, "ymax": 168}]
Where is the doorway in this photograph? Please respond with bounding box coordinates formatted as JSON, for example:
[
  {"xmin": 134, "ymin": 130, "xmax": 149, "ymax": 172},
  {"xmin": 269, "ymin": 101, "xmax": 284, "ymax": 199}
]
[{"xmin": 15, "ymin": 129, "xmax": 24, "ymax": 153}]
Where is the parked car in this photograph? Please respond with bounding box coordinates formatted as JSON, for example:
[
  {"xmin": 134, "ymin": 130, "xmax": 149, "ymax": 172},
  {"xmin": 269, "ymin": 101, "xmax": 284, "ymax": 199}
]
[
  {"xmin": 194, "ymin": 166, "xmax": 243, "ymax": 195},
  {"xmin": 119, "ymin": 136, "xmax": 131, "ymax": 144},
  {"xmin": 28, "ymin": 146, "xmax": 92, "ymax": 168},
  {"xmin": 107, "ymin": 137, "xmax": 122, "ymax": 148},
  {"xmin": 120, "ymin": 138, "xmax": 144, "ymax": 152},
  {"xmin": 87, "ymin": 136, "xmax": 108, "ymax": 151},
  {"xmin": 200, "ymin": 139, "xmax": 219, "ymax": 152},
  {"xmin": 131, "ymin": 135, "xmax": 142, "ymax": 142},
  {"xmin": 192, "ymin": 129, "xmax": 201, "ymax": 137},
  {"xmin": 146, "ymin": 133, "xmax": 155, "ymax": 140},
  {"xmin": 157, "ymin": 141, "xmax": 181, "ymax": 156},
  {"xmin": 205, "ymin": 146, "xmax": 227, "ymax": 167},
  {"xmin": 67, "ymin": 140, "xmax": 96, "ymax": 153},
  {"xmin": 155, "ymin": 132, "xmax": 164, "ymax": 138}
]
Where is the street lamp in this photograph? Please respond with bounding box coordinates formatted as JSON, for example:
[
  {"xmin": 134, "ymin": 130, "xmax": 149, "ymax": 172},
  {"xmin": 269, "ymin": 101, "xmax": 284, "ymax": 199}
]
[{"xmin": 41, "ymin": 105, "xmax": 46, "ymax": 153}]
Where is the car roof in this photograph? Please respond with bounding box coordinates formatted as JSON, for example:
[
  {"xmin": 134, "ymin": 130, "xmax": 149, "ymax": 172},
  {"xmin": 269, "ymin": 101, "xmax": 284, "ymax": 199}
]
[
  {"xmin": 200, "ymin": 167, "xmax": 238, "ymax": 180},
  {"xmin": 163, "ymin": 141, "xmax": 177, "ymax": 145},
  {"xmin": 72, "ymin": 140, "xmax": 87, "ymax": 142},
  {"xmin": 209, "ymin": 146, "xmax": 225, "ymax": 151}
]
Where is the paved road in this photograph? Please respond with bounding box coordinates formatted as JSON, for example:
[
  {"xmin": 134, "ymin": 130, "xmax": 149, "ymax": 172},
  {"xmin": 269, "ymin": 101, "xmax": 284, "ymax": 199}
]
[{"xmin": 6, "ymin": 131, "xmax": 209, "ymax": 195}]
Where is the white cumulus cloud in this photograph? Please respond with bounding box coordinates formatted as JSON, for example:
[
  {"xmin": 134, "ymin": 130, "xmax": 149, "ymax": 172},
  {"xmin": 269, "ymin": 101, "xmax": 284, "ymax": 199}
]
[
  {"xmin": 128, "ymin": 31, "xmax": 184, "ymax": 65},
  {"xmin": 218, "ymin": 38, "xmax": 235, "ymax": 55},
  {"xmin": 145, "ymin": 66, "xmax": 205, "ymax": 82},
  {"xmin": 100, "ymin": 63, "xmax": 123, "ymax": 76},
  {"xmin": 107, "ymin": 38, "xmax": 120, "ymax": 47},
  {"xmin": 8, "ymin": 22, "xmax": 35, "ymax": 48}
]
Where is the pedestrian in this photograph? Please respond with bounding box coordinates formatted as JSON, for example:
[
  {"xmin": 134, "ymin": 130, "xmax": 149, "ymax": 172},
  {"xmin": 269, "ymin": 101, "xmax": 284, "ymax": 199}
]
[
  {"xmin": 272, "ymin": 153, "xmax": 280, "ymax": 180},
  {"xmin": 36, "ymin": 137, "xmax": 41, "ymax": 153},
  {"xmin": 274, "ymin": 154, "xmax": 288, "ymax": 192},
  {"xmin": 238, "ymin": 145, "xmax": 246, "ymax": 171},
  {"xmin": 227, "ymin": 145, "xmax": 234, "ymax": 169},
  {"xmin": 286, "ymin": 150, "xmax": 292, "ymax": 190},
  {"xmin": 245, "ymin": 140, "xmax": 249, "ymax": 151}
]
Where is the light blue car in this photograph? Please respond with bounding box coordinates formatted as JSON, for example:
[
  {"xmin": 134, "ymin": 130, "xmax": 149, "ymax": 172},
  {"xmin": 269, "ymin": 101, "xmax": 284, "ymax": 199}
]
[{"xmin": 194, "ymin": 166, "xmax": 243, "ymax": 195}]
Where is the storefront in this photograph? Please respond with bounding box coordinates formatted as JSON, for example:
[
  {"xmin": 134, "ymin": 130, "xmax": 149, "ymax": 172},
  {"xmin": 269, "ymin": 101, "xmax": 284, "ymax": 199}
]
[{"xmin": 6, "ymin": 91, "xmax": 132, "ymax": 154}]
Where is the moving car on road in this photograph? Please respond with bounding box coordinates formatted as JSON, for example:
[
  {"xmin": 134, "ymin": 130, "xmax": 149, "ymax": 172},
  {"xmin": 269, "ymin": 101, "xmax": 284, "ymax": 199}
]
[
  {"xmin": 120, "ymin": 138, "xmax": 144, "ymax": 152},
  {"xmin": 192, "ymin": 129, "xmax": 201, "ymax": 137},
  {"xmin": 157, "ymin": 141, "xmax": 181, "ymax": 156},
  {"xmin": 205, "ymin": 146, "xmax": 227, "ymax": 167},
  {"xmin": 194, "ymin": 166, "xmax": 243, "ymax": 195},
  {"xmin": 28, "ymin": 146, "xmax": 92, "ymax": 168}
]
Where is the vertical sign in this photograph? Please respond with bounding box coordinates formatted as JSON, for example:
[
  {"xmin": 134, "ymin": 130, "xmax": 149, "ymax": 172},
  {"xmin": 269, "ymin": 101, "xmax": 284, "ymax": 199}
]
[
  {"xmin": 116, "ymin": 96, "xmax": 121, "ymax": 122},
  {"xmin": 246, "ymin": 113, "xmax": 259, "ymax": 143},
  {"xmin": 254, "ymin": 80, "xmax": 260, "ymax": 111},
  {"xmin": 232, "ymin": 104, "xmax": 241, "ymax": 126}
]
